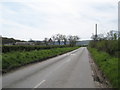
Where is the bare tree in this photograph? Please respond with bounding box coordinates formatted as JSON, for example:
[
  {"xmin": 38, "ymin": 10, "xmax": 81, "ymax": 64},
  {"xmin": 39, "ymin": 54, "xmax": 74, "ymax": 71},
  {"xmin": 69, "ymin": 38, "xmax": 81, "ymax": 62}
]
[
  {"xmin": 73, "ymin": 35, "xmax": 80, "ymax": 45},
  {"xmin": 91, "ymin": 34, "xmax": 96, "ymax": 41},
  {"xmin": 68, "ymin": 35, "xmax": 80, "ymax": 46},
  {"xmin": 63, "ymin": 35, "xmax": 67, "ymax": 45},
  {"xmin": 55, "ymin": 34, "xmax": 62, "ymax": 45},
  {"xmin": 44, "ymin": 38, "xmax": 49, "ymax": 46},
  {"xmin": 106, "ymin": 31, "xmax": 118, "ymax": 40},
  {"xmin": 46, "ymin": 34, "xmax": 80, "ymax": 46},
  {"xmin": 51, "ymin": 34, "xmax": 68, "ymax": 45},
  {"xmin": 97, "ymin": 34, "xmax": 106, "ymax": 40}
]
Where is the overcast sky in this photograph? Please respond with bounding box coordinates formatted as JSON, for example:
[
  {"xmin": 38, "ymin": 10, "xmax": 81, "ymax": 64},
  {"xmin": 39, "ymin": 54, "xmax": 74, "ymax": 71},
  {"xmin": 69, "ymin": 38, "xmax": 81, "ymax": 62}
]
[{"xmin": 0, "ymin": 0, "xmax": 118, "ymax": 41}]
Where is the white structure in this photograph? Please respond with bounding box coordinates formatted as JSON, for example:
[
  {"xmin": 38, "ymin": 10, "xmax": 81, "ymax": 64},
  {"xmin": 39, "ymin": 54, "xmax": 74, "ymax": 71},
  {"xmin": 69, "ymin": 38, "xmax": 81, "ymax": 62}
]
[{"xmin": 15, "ymin": 42, "xmax": 34, "ymax": 45}]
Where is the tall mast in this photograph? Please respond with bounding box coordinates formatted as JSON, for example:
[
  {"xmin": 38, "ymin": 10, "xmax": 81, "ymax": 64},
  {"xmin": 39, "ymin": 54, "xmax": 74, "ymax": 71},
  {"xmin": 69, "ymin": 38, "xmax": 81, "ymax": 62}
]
[{"xmin": 95, "ymin": 24, "xmax": 97, "ymax": 40}]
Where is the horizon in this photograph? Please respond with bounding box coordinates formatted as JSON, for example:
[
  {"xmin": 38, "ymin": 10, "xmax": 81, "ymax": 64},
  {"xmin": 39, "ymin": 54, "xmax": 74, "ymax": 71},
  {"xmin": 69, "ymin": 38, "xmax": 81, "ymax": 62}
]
[{"xmin": 2, "ymin": 35, "xmax": 92, "ymax": 41}]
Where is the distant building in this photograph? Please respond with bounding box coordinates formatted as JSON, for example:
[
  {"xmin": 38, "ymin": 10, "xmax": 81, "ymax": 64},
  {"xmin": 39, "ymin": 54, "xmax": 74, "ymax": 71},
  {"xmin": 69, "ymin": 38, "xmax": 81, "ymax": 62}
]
[
  {"xmin": 4, "ymin": 43, "xmax": 14, "ymax": 45},
  {"xmin": 15, "ymin": 42, "xmax": 35, "ymax": 45}
]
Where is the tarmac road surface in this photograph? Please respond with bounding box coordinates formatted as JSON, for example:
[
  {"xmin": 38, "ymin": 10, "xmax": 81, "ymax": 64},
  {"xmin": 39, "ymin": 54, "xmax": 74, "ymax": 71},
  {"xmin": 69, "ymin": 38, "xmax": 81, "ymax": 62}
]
[{"xmin": 2, "ymin": 47, "xmax": 96, "ymax": 88}]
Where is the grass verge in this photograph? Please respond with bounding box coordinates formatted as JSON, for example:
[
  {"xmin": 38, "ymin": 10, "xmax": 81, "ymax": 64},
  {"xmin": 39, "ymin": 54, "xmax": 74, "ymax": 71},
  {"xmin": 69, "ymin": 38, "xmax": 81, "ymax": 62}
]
[
  {"xmin": 2, "ymin": 47, "xmax": 79, "ymax": 73},
  {"xmin": 88, "ymin": 47, "xmax": 118, "ymax": 88}
]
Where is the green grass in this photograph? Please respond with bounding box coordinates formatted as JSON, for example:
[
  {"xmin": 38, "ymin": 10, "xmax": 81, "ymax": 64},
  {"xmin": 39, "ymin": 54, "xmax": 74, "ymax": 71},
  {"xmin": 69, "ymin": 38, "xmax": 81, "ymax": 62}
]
[
  {"xmin": 88, "ymin": 47, "xmax": 118, "ymax": 88},
  {"xmin": 2, "ymin": 47, "xmax": 79, "ymax": 73}
]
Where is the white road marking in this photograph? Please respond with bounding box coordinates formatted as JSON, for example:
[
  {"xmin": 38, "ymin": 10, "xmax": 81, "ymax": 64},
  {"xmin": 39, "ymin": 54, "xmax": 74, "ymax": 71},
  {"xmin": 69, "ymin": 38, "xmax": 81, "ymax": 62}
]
[
  {"xmin": 66, "ymin": 53, "xmax": 70, "ymax": 56},
  {"xmin": 71, "ymin": 54, "xmax": 76, "ymax": 56},
  {"xmin": 33, "ymin": 54, "xmax": 72, "ymax": 88},
  {"xmin": 34, "ymin": 80, "xmax": 46, "ymax": 88}
]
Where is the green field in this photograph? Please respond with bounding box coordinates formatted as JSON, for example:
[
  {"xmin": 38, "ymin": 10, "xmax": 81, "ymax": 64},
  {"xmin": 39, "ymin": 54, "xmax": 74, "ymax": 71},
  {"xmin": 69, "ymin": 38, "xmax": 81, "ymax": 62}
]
[
  {"xmin": 2, "ymin": 46, "xmax": 79, "ymax": 73},
  {"xmin": 88, "ymin": 47, "xmax": 118, "ymax": 88}
]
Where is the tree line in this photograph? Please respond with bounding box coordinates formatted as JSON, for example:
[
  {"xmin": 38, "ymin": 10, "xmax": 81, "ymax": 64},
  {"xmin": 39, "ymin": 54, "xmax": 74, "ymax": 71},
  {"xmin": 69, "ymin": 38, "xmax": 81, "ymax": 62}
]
[
  {"xmin": 2, "ymin": 37, "xmax": 24, "ymax": 45},
  {"xmin": 2, "ymin": 34, "xmax": 80, "ymax": 47},
  {"xmin": 43, "ymin": 34, "xmax": 80, "ymax": 46}
]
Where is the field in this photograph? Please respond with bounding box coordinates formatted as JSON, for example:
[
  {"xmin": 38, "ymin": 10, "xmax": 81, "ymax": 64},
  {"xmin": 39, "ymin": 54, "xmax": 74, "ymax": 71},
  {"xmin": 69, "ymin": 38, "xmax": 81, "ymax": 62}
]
[
  {"xmin": 88, "ymin": 47, "xmax": 118, "ymax": 88},
  {"xmin": 2, "ymin": 46, "xmax": 79, "ymax": 73}
]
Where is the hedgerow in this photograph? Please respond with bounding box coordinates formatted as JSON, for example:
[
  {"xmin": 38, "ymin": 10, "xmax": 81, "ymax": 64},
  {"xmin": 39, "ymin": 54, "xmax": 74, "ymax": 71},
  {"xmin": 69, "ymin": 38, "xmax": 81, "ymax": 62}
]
[
  {"xmin": 2, "ymin": 47, "xmax": 79, "ymax": 73},
  {"xmin": 2, "ymin": 45, "xmax": 70, "ymax": 53},
  {"xmin": 89, "ymin": 39, "xmax": 119, "ymax": 57}
]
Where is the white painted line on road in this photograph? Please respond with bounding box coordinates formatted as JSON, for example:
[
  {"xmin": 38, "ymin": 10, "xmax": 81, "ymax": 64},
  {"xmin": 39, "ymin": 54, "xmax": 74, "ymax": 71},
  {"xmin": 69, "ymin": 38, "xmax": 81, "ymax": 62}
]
[
  {"xmin": 66, "ymin": 53, "xmax": 70, "ymax": 56},
  {"xmin": 34, "ymin": 80, "xmax": 46, "ymax": 88},
  {"xmin": 71, "ymin": 54, "xmax": 76, "ymax": 56}
]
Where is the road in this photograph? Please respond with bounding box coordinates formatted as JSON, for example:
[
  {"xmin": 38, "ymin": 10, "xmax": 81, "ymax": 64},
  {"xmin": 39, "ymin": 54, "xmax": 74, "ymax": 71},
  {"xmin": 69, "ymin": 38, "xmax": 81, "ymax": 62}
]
[{"xmin": 2, "ymin": 47, "xmax": 96, "ymax": 88}]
